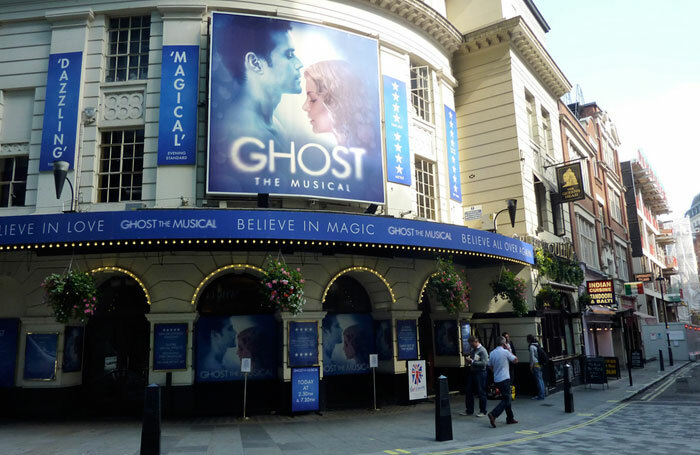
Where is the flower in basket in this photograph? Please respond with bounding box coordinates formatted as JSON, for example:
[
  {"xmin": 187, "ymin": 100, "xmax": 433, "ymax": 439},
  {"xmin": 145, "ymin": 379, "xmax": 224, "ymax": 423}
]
[
  {"xmin": 42, "ymin": 270, "xmax": 99, "ymax": 324},
  {"xmin": 261, "ymin": 259, "xmax": 306, "ymax": 315},
  {"xmin": 490, "ymin": 268, "xmax": 528, "ymax": 317},
  {"xmin": 428, "ymin": 257, "xmax": 470, "ymax": 314}
]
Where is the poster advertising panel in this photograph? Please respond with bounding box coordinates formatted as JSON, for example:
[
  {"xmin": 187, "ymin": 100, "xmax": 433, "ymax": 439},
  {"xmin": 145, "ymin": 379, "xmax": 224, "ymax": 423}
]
[
  {"xmin": 322, "ymin": 313, "xmax": 374, "ymax": 376},
  {"xmin": 208, "ymin": 13, "xmax": 384, "ymax": 203},
  {"xmin": 374, "ymin": 320, "xmax": 392, "ymax": 361},
  {"xmin": 444, "ymin": 106, "xmax": 462, "ymax": 202},
  {"xmin": 195, "ymin": 315, "xmax": 276, "ymax": 382},
  {"xmin": 586, "ymin": 280, "xmax": 616, "ymax": 306},
  {"xmin": 153, "ymin": 323, "xmax": 188, "ymax": 371},
  {"xmin": 396, "ymin": 319, "xmax": 418, "ymax": 360},
  {"xmin": 158, "ymin": 45, "xmax": 199, "ymax": 164},
  {"xmin": 0, "ymin": 319, "xmax": 19, "ymax": 386},
  {"xmin": 460, "ymin": 322, "xmax": 471, "ymax": 355},
  {"xmin": 383, "ymin": 75, "xmax": 411, "ymax": 185},
  {"xmin": 408, "ymin": 360, "xmax": 427, "ymax": 400},
  {"xmin": 288, "ymin": 321, "xmax": 318, "ymax": 367},
  {"xmin": 556, "ymin": 162, "xmax": 585, "ymax": 203},
  {"xmin": 434, "ymin": 320, "xmax": 458, "ymax": 356},
  {"xmin": 62, "ymin": 326, "xmax": 84, "ymax": 373},
  {"xmin": 292, "ymin": 366, "xmax": 319, "ymax": 412},
  {"xmin": 24, "ymin": 333, "xmax": 58, "ymax": 380}
]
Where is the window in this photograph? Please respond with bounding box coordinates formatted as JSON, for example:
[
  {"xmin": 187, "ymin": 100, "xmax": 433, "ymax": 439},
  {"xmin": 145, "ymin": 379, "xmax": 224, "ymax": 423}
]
[
  {"xmin": 602, "ymin": 140, "xmax": 616, "ymax": 170},
  {"xmin": 525, "ymin": 92, "xmax": 538, "ymax": 141},
  {"xmin": 98, "ymin": 129, "xmax": 144, "ymax": 202},
  {"xmin": 609, "ymin": 187, "xmax": 622, "ymax": 223},
  {"xmin": 615, "ymin": 241, "xmax": 629, "ymax": 281},
  {"xmin": 410, "ymin": 63, "xmax": 432, "ymax": 123},
  {"xmin": 540, "ymin": 108, "xmax": 553, "ymax": 156},
  {"xmin": 577, "ymin": 214, "xmax": 599, "ymax": 268},
  {"xmin": 551, "ymin": 192, "xmax": 566, "ymax": 236},
  {"xmin": 414, "ymin": 158, "xmax": 437, "ymax": 220},
  {"xmin": 569, "ymin": 144, "xmax": 590, "ymax": 195},
  {"xmin": 0, "ymin": 156, "xmax": 28, "ymax": 207},
  {"xmin": 105, "ymin": 16, "xmax": 151, "ymax": 82},
  {"xmin": 534, "ymin": 178, "xmax": 547, "ymax": 232}
]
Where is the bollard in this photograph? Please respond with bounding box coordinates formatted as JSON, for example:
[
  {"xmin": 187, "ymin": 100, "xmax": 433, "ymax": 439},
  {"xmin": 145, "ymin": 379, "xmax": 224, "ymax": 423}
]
[
  {"xmin": 668, "ymin": 347, "xmax": 674, "ymax": 367},
  {"xmin": 140, "ymin": 384, "xmax": 161, "ymax": 455},
  {"xmin": 658, "ymin": 349, "xmax": 664, "ymax": 371},
  {"xmin": 435, "ymin": 375, "xmax": 453, "ymax": 442},
  {"xmin": 563, "ymin": 363, "xmax": 574, "ymax": 413}
]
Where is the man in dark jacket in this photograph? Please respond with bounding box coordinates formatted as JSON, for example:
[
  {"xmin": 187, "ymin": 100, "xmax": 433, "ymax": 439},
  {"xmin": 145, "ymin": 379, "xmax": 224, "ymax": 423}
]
[{"xmin": 460, "ymin": 336, "xmax": 489, "ymax": 416}]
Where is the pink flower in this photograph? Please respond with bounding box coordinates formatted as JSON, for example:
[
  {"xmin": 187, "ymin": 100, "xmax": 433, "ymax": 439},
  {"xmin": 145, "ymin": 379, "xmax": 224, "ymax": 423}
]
[
  {"xmin": 92, "ymin": 297, "xmax": 96, "ymax": 301},
  {"xmin": 300, "ymin": 279, "xmax": 305, "ymax": 283},
  {"xmin": 296, "ymin": 268, "xmax": 301, "ymax": 272},
  {"xmin": 83, "ymin": 298, "xmax": 87, "ymax": 302},
  {"xmin": 272, "ymin": 280, "xmax": 278, "ymax": 284},
  {"xmin": 266, "ymin": 283, "xmax": 273, "ymax": 288},
  {"xmin": 281, "ymin": 280, "xmax": 288, "ymax": 285}
]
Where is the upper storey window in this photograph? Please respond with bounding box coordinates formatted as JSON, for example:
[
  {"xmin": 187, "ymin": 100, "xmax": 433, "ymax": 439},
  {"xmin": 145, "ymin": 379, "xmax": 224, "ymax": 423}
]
[
  {"xmin": 410, "ymin": 62, "xmax": 433, "ymax": 123},
  {"xmin": 105, "ymin": 16, "xmax": 151, "ymax": 82}
]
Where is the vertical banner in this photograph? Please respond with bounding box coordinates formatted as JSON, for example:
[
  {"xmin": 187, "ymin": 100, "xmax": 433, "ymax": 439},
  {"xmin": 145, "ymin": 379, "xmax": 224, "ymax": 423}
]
[
  {"xmin": 444, "ymin": 105, "xmax": 462, "ymax": 202},
  {"xmin": 374, "ymin": 319, "xmax": 392, "ymax": 361},
  {"xmin": 195, "ymin": 315, "xmax": 277, "ymax": 382},
  {"xmin": 322, "ymin": 313, "xmax": 374, "ymax": 376},
  {"xmin": 158, "ymin": 45, "xmax": 200, "ymax": 165},
  {"xmin": 291, "ymin": 366, "xmax": 319, "ymax": 412},
  {"xmin": 62, "ymin": 326, "xmax": 84, "ymax": 373},
  {"xmin": 0, "ymin": 319, "xmax": 19, "ymax": 387},
  {"xmin": 383, "ymin": 75, "xmax": 411, "ymax": 185},
  {"xmin": 396, "ymin": 319, "xmax": 418, "ymax": 360},
  {"xmin": 288, "ymin": 321, "xmax": 318, "ymax": 367},
  {"xmin": 40, "ymin": 52, "xmax": 83, "ymax": 171},
  {"xmin": 153, "ymin": 323, "xmax": 188, "ymax": 371},
  {"xmin": 24, "ymin": 333, "xmax": 58, "ymax": 380},
  {"xmin": 434, "ymin": 320, "xmax": 458, "ymax": 356},
  {"xmin": 408, "ymin": 360, "xmax": 427, "ymax": 400}
]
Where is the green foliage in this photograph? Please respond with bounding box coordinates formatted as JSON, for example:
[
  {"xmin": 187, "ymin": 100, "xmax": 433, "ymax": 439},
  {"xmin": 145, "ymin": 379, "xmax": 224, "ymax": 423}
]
[
  {"xmin": 428, "ymin": 256, "xmax": 471, "ymax": 314},
  {"xmin": 535, "ymin": 284, "xmax": 562, "ymax": 310},
  {"xmin": 261, "ymin": 257, "xmax": 306, "ymax": 315},
  {"xmin": 577, "ymin": 292, "xmax": 592, "ymax": 308},
  {"xmin": 490, "ymin": 269, "xmax": 529, "ymax": 317},
  {"xmin": 534, "ymin": 248, "xmax": 583, "ymax": 287},
  {"xmin": 42, "ymin": 271, "xmax": 99, "ymax": 324}
]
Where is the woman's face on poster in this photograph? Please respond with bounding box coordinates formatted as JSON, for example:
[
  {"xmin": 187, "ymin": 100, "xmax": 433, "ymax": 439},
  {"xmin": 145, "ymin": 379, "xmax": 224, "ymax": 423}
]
[
  {"xmin": 343, "ymin": 330, "xmax": 356, "ymax": 360},
  {"xmin": 302, "ymin": 76, "xmax": 333, "ymax": 134}
]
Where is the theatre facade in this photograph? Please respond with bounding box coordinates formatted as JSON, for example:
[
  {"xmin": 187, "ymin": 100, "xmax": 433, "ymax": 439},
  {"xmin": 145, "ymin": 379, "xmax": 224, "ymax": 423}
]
[{"xmin": 0, "ymin": 0, "xmax": 534, "ymax": 416}]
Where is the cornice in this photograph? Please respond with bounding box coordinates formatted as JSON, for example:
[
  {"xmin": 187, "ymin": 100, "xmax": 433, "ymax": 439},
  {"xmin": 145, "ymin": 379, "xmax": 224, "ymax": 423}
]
[
  {"xmin": 361, "ymin": 0, "xmax": 462, "ymax": 53},
  {"xmin": 157, "ymin": 4, "xmax": 206, "ymax": 20},
  {"xmin": 44, "ymin": 8, "xmax": 94, "ymax": 28},
  {"xmin": 460, "ymin": 16, "xmax": 571, "ymax": 98}
]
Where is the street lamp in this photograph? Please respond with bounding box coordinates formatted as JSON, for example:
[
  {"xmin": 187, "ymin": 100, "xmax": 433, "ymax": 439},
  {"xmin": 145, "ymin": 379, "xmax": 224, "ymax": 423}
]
[
  {"xmin": 52, "ymin": 160, "xmax": 75, "ymax": 212},
  {"xmin": 656, "ymin": 275, "xmax": 673, "ymax": 366},
  {"xmin": 489, "ymin": 199, "xmax": 517, "ymax": 233}
]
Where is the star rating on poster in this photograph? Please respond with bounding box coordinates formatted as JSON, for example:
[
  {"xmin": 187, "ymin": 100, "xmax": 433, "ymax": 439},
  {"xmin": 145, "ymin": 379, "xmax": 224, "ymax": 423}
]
[
  {"xmin": 384, "ymin": 75, "xmax": 411, "ymax": 185},
  {"xmin": 445, "ymin": 106, "xmax": 462, "ymax": 202},
  {"xmin": 391, "ymin": 81, "xmax": 405, "ymax": 177}
]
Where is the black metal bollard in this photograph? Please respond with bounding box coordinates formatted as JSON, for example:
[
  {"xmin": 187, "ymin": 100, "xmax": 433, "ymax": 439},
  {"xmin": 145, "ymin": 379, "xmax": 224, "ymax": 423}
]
[
  {"xmin": 668, "ymin": 347, "xmax": 674, "ymax": 367},
  {"xmin": 141, "ymin": 384, "xmax": 161, "ymax": 455},
  {"xmin": 563, "ymin": 363, "xmax": 574, "ymax": 413},
  {"xmin": 435, "ymin": 375, "xmax": 453, "ymax": 442},
  {"xmin": 659, "ymin": 349, "xmax": 664, "ymax": 371}
]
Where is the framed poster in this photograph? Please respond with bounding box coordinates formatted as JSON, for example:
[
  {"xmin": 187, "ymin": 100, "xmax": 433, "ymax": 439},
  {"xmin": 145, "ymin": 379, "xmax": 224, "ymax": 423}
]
[
  {"xmin": 434, "ymin": 320, "xmax": 458, "ymax": 356},
  {"xmin": 62, "ymin": 326, "xmax": 84, "ymax": 373},
  {"xmin": 0, "ymin": 319, "xmax": 20, "ymax": 387},
  {"xmin": 460, "ymin": 322, "xmax": 471, "ymax": 355},
  {"xmin": 291, "ymin": 367, "xmax": 319, "ymax": 412},
  {"xmin": 288, "ymin": 321, "xmax": 318, "ymax": 367},
  {"xmin": 153, "ymin": 323, "xmax": 188, "ymax": 371},
  {"xmin": 396, "ymin": 319, "xmax": 418, "ymax": 360},
  {"xmin": 24, "ymin": 333, "xmax": 58, "ymax": 381}
]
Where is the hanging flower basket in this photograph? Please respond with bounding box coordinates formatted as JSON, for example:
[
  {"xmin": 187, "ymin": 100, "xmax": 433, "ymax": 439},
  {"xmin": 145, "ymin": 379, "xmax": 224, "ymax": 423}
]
[
  {"xmin": 490, "ymin": 268, "xmax": 528, "ymax": 317},
  {"xmin": 535, "ymin": 284, "xmax": 562, "ymax": 310},
  {"xmin": 261, "ymin": 257, "xmax": 306, "ymax": 315},
  {"xmin": 427, "ymin": 257, "xmax": 470, "ymax": 314},
  {"xmin": 42, "ymin": 270, "xmax": 99, "ymax": 324}
]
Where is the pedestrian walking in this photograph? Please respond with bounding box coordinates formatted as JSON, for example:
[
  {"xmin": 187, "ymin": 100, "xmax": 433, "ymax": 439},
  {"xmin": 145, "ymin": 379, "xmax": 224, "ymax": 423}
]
[
  {"xmin": 502, "ymin": 332, "xmax": 516, "ymax": 393},
  {"xmin": 486, "ymin": 336, "xmax": 518, "ymax": 428},
  {"xmin": 527, "ymin": 334, "xmax": 547, "ymax": 400},
  {"xmin": 460, "ymin": 336, "xmax": 488, "ymax": 417}
]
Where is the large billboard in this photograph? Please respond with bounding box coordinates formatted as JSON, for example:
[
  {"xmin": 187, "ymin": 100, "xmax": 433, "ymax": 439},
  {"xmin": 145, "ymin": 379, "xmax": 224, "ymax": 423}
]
[
  {"xmin": 208, "ymin": 13, "xmax": 384, "ymax": 203},
  {"xmin": 195, "ymin": 315, "xmax": 277, "ymax": 382}
]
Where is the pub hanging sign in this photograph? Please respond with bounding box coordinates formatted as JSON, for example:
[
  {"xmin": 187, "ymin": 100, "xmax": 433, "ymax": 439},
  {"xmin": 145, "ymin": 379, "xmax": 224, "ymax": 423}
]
[{"xmin": 556, "ymin": 162, "xmax": 585, "ymax": 203}]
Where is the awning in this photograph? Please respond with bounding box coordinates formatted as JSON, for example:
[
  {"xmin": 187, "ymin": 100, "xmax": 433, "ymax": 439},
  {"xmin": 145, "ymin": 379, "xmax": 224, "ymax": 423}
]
[{"xmin": 586, "ymin": 305, "xmax": 616, "ymax": 315}]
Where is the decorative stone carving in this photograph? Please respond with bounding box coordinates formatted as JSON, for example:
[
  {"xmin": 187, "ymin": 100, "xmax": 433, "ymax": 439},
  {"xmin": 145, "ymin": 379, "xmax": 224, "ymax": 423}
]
[
  {"xmin": 102, "ymin": 89, "xmax": 144, "ymax": 123},
  {"xmin": 0, "ymin": 142, "xmax": 29, "ymax": 156},
  {"xmin": 410, "ymin": 120, "xmax": 435, "ymax": 160}
]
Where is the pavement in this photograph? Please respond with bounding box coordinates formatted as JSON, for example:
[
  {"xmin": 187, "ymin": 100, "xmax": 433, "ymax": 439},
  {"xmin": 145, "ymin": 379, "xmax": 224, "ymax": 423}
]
[{"xmin": 0, "ymin": 360, "xmax": 695, "ymax": 455}]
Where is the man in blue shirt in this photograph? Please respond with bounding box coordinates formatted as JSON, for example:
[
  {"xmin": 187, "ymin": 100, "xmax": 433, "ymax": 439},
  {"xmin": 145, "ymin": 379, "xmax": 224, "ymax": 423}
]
[{"xmin": 486, "ymin": 336, "xmax": 519, "ymax": 427}]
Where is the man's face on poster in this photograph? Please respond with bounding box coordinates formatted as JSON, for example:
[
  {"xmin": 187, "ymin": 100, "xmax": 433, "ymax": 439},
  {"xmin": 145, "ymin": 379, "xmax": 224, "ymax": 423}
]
[{"xmin": 260, "ymin": 31, "xmax": 303, "ymax": 94}]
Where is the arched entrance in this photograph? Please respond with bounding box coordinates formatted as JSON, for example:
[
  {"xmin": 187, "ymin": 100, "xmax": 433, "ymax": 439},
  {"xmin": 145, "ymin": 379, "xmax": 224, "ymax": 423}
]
[
  {"xmin": 83, "ymin": 271, "xmax": 150, "ymax": 415},
  {"xmin": 193, "ymin": 266, "xmax": 278, "ymax": 416},
  {"xmin": 321, "ymin": 267, "xmax": 393, "ymax": 408}
]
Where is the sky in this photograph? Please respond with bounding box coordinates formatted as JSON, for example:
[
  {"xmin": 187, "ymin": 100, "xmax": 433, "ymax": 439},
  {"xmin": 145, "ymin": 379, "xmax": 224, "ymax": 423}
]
[{"xmin": 535, "ymin": 0, "xmax": 700, "ymax": 220}]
